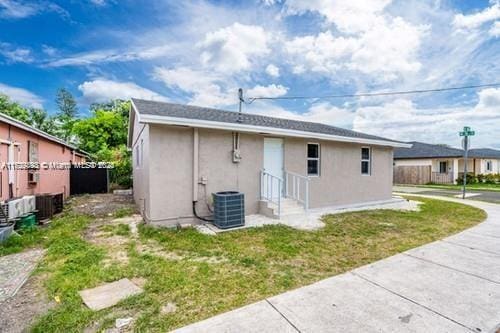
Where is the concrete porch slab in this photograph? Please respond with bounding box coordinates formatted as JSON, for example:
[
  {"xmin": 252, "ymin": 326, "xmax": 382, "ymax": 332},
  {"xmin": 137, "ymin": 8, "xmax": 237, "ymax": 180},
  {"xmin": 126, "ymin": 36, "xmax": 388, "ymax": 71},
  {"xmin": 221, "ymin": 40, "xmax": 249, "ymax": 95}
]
[
  {"xmin": 198, "ymin": 197, "xmax": 420, "ymax": 234},
  {"xmin": 79, "ymin": 278, "xmax": 143, "ymax": 311}
]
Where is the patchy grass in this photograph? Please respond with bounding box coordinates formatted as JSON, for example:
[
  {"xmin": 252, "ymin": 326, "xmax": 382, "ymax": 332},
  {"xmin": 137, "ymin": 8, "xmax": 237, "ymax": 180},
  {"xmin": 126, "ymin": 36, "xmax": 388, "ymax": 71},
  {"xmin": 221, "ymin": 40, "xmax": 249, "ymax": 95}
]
[
  {"xmin": 0, "ymin": 196, "xmax": 486, "ymax": 332},
  {"xmin": 113, "ymin": 207, "xmax": 135, "ymax": 218}
]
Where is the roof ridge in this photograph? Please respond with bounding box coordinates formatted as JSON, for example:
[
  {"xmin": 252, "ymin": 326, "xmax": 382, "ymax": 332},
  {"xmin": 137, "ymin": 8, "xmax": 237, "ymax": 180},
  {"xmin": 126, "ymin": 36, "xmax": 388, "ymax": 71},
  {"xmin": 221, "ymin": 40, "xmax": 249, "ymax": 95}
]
[{"xmin": 131, "ymin": 98, "xmax": 404, "ymax": 144}]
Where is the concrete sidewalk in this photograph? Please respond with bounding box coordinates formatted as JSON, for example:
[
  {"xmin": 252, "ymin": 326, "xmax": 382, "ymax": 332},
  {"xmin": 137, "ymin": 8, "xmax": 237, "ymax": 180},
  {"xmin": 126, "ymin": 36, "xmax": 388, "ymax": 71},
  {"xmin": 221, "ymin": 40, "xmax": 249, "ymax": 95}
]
[{"xmin": 173, "ymin": 195, "xmax": 500, "ymax": 333}]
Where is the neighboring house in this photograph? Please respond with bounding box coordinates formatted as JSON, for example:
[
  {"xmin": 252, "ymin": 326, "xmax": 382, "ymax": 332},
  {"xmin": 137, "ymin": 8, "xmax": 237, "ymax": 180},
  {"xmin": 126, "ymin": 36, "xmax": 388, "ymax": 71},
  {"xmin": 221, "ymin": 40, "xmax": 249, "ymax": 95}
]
[
  {"xmin": 128, "ymin": 98, "xmax": 409, "ymax": 227},
  {"xmin": 394, "ymin": 141, "xmax": 500, "ymax": 185},
  {"xmin": 0, "ymin": 112, "xmax": 87, "ymax": 201}
]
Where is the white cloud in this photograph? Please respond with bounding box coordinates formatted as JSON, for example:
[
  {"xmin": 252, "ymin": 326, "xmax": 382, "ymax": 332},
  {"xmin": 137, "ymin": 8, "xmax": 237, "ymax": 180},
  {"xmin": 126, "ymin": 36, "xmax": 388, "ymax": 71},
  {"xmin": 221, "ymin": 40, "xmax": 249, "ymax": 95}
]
[
  {"xmin": 353, "ymin": 88, "xmax": 500, "ymax": 148},
  {"xmin": 453, "ymin": 2, "xmax": 500, "ymax": 30},
  {"xmin": 0, "ymin": 0, "xmax": 39, "ymax": 18},
  {"xmin": 0, "ymin": 83, "xmax": 44, "ymax": 108},
  {"xmin": 247, "ymin": 101, "xmax": 354, "ymax": 128},
  {"xmin": 41, "ymin": 45, "xmax": 57, "ymax": 56},
  {"xmin": 490, "ymin": 21, "xmax": 500, "ymax": 36},
  {"xmin": 283, "ymin": 0, "xmax": 392, "ymax": 33},
  {"xmin": 153, "ymin": 67, "xmax": 236, "ymax": 107},
  {"xmin": 78, "ymin": 79, "xmax": 169, "ymax": 103},
  {"xmin": 0, "ymin": 43, "xmax": 33, "ymax": 63},
  {"xmin": 198, "ymin": 22, "xmax": 271, "ymax": 74},
  {"xmin": 246, "ymin": 84, "xmax": 288, "ymax": 98},
  {"xmin": 265, "ymin": 64, "xmax": 280, "ymax": 77},
  {"xmin": 285, "ymin": 17, "xmax": 427, "ymax": 80},
  {"xmin": 45, "ymin": 45, "xmax": 171, "ymax": 67},
  {"xmin": 0, "ymin": 0, "xmax": 69, "ymax": 20}
]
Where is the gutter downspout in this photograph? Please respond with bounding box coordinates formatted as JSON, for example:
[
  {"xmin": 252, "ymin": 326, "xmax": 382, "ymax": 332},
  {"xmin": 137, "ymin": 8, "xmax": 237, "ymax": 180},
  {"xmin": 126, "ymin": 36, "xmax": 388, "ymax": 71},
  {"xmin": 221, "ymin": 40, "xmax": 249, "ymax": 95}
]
[{"xmin": 193, "ymin": 128, "xmax": 198, "ymax": 202}]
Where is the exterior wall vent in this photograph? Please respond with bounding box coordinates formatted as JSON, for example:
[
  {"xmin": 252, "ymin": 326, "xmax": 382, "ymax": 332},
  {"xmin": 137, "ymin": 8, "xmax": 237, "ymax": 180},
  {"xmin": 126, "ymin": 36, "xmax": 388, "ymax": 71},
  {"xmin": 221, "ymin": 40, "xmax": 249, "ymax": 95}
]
[{"xmin": 212, "ymin": 191, "xmax": 244, "ymax": 229}]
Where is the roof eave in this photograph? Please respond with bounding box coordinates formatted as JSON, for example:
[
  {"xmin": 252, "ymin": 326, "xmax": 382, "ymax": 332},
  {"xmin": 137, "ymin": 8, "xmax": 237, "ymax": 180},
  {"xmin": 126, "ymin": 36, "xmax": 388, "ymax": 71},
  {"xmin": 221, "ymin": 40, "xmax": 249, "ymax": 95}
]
[{"xmin": 140, "ymin": 114, "xmax": 411, "ymax": 148}]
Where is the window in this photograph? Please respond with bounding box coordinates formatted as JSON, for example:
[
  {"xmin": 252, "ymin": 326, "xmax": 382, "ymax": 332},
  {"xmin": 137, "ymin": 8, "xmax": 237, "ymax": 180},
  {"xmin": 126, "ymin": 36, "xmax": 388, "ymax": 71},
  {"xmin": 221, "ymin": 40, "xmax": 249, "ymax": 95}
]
[
  {"xmin": 307, "ymin": 143, "xmax": 320, "ymax": 176},
  {"xmin": 439, "ymin": 161, "xmax": 448, "ymax": 174},
  {"xmin": 361, "ymin": 147, "xmax": 371, "ymax": 175},
  {"xmin": 486, "ymin": 160, "xmax": 492, "ymax": 172}
]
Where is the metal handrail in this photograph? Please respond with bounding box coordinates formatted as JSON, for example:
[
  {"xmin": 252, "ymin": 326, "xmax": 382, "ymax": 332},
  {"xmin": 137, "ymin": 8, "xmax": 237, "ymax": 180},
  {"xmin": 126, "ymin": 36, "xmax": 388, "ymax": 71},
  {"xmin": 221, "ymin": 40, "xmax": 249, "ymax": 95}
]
[
  {"xmin": 260, "ymin": 170, "xmax": 283, "ymax": 218},
  {"xmin": 284, "ymin": 170, "xmax": 310, "ymax": 211}
]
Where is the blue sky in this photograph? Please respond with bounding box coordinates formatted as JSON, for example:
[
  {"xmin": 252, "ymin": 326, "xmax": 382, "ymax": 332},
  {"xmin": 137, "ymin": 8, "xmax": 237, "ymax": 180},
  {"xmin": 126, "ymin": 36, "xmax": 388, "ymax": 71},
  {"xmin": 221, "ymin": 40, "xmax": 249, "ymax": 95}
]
[{"xmin": 0, "ymin": 0, "xmax": 499, "ymax": 148}]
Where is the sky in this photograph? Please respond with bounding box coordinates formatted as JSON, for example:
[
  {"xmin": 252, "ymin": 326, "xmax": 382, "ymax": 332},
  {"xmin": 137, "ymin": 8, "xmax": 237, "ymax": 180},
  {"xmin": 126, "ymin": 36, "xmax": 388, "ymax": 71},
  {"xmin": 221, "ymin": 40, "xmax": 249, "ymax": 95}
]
[{"xmin": 0, "ymin": 0, "xmax": 499, "ymax": 149}]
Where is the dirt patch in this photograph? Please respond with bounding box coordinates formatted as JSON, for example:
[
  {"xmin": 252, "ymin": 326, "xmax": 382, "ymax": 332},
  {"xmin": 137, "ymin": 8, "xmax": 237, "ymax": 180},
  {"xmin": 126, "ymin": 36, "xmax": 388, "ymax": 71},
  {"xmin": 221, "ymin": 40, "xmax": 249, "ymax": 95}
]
[
  {"xmin": 136, "ymin": 241, "xmax": 228, "ymax": 264},
  {"xmin": 68, "ymin": 194, "xmax": 137, "ymax": 218},
  {"xmin": 0, "ymin": 273, "xmax": 55, "ymax": 333}
]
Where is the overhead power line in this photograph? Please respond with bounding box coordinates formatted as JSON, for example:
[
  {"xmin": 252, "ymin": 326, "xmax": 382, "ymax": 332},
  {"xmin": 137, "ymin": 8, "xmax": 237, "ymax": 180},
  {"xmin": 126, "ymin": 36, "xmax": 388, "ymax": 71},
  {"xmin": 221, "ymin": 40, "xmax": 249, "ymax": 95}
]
[{"xmin": 244, "ymin": 82, "xmax": 500, "ymax": 104}]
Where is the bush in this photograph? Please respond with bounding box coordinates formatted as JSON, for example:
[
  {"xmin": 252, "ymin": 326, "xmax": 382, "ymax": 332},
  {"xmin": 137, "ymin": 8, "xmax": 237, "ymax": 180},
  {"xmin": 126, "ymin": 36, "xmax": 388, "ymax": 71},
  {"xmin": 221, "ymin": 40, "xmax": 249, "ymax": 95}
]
[
  {"xmin": 457, "ymin": 173, "xmax": 500, "ymax": 185},
  {"xmin": 456, "ymin": 173, "xmax": 477, "ymax": 184}
]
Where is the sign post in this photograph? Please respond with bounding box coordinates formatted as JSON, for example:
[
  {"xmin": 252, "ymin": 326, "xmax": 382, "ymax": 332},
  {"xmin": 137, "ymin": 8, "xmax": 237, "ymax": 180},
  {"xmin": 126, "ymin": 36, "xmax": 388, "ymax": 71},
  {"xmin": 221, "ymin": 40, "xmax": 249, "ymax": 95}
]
[{"xmin": 459, "ymin": 126, "xmax": 475, "ymax": 199}]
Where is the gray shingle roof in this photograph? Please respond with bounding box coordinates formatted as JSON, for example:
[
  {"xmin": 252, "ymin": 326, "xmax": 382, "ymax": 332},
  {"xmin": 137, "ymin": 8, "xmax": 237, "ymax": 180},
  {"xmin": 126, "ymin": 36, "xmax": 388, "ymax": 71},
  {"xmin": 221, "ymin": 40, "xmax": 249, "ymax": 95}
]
[
  {"xmin": 468, "ymin": 148, "xmax": 500, "ymax": 159},
  {"xmin": 394, "ymin": 141, "xmax": 500, "ymax": 159},
  {"xmin": 131, "ymin": 98, "xmax": 403, "ymax": 144}
]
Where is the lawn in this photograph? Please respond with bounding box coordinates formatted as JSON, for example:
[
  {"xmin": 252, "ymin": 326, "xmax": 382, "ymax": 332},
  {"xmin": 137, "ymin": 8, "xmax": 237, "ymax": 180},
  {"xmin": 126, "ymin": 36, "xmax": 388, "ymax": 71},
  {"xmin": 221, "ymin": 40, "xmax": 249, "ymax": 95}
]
[
  {"xmin": 416, "ymin": 183, "xmax": 500, "ymax": 192},
  {"xmin": 0, "ymin": 196, "xmax": 487, "ymax": 332}
]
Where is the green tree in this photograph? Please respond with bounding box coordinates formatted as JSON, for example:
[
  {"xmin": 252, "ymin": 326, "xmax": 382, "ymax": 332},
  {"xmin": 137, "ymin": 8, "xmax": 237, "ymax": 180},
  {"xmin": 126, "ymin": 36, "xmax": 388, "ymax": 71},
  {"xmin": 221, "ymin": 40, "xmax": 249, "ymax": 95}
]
[
  {"xmin": 0, "ymin": 94, "xmax": 32, "ymax": 124},
  {"xmin": 28, "ymin": 108, "xmax": 58, "ymax": 135},
  {"xmin": 55, "ymin": 88, "xmax": 78, "ymax": 118}
]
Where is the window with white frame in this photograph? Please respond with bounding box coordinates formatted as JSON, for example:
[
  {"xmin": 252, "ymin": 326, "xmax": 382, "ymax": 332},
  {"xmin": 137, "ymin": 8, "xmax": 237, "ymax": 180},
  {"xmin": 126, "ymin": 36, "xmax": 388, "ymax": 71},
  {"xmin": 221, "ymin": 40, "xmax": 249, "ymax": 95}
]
[
  {"xmin": 439, "ymin": 161, "xmax": 448, "ymax": 174},
  {"xmin": 361, "ymin": 147, "xmax": 371, "ymax": 175},
  {"xmin": 307, "ymin": 143, "xmax": 320, "ymax": 176},
  {"xmin": 486, "ymin": 160, "xmax": 492, "ymax": 172}
]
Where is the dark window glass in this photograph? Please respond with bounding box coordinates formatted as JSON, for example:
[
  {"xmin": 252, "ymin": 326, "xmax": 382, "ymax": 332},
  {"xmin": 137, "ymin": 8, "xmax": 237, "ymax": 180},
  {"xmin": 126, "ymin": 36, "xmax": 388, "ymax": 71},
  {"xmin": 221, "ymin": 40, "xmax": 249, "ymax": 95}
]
[
  {"xmin": 361, "ymin": 161, "xmax": 369, "ymax": 174},
  {"xmin": 439, "ymin": 161, "xmax": 447, "ymax": 173},
  {"xmin": 308, "ymin": 160, "xmax": 318, "ymax": 175},
  {"xmin": 308, "ymin": 144, "xmax": 319, "ymax": 158},
  {"xmin": 361, "ymin": 147, "xmax": 370, "ymax": 160}
]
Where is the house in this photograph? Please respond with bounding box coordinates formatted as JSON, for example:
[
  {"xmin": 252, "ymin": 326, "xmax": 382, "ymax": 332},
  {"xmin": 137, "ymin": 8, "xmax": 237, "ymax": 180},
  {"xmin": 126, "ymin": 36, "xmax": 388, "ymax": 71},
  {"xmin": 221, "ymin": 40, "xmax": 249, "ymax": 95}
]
[
  {"xmin": 128, "ymin": 98, "xmax": 410, "ymax": 227},
  {"xmin": 393, "ymin": 141, "xmax": 500, "ymax": 185},
  {"xmin": 0, "ymin": 112, "xmax": 87, "ymax": 201}
]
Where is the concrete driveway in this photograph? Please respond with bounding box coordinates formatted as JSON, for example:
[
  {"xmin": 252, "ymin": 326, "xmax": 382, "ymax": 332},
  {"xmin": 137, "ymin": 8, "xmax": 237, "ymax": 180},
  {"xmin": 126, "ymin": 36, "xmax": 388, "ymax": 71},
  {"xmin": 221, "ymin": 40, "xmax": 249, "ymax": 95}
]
[
  {"xmin": 173, "ymin": 196, "xmax": 500, "ymax": 333},
  {"xmin": 394, "ymin": 185, "xmax": 500, "ymax": 204}
]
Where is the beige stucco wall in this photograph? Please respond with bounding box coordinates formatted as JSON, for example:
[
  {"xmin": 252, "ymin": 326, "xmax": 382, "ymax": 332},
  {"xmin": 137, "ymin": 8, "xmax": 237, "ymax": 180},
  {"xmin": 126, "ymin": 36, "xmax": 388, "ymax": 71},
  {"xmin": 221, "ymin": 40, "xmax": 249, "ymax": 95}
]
[
  {"xmin": 131, "ymin": 117, "xmax": 150, "ymax": 218},
  {"xmin": 284, "ymin": 138, "xmax": 393, "ymax": 208},
  {"xmin": 133, "ymin": 123, "xmax": 395, "ymax": 227}
]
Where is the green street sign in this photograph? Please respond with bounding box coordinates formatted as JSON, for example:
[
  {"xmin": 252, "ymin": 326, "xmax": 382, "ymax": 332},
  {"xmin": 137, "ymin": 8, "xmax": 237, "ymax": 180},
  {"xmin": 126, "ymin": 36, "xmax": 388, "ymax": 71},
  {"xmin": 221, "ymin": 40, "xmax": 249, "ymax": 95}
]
[{"xmin": 459, "ymin": 127, "xmax": 475, "ymax": 137}]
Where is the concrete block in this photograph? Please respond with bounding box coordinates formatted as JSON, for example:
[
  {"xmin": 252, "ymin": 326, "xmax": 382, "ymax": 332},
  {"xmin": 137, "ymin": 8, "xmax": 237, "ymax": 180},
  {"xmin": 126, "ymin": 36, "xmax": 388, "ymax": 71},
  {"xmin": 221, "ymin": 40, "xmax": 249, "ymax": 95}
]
[{"xmin": 79, "ymin": 278, "xmax": 143, "ymax": 311}]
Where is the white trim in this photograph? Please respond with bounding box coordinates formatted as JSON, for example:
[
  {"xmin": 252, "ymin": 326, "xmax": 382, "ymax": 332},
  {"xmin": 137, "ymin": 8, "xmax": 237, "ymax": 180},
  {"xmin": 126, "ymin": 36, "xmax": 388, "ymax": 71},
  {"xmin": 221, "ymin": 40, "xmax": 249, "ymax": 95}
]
[
  {"xmin": 361, "ymin": 146, "xmax": 371, "ymax": 176},
  {"xmin": 0, "ymin": 112, "xmax": 76, "ymax": 149},
  {"xmin": 307, "ymin": 142, "xmax": 320, "ymax": 177},
  {"xmin": 137, "ymin": 113, "xmax": 411, "ymax": 148}
]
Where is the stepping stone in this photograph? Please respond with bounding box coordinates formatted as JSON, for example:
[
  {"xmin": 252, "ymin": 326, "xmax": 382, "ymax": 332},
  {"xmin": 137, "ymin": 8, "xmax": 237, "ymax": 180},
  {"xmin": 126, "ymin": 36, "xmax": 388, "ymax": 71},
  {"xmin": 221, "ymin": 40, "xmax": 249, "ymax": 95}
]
[{"xmin": 79, "ymin": 278, "xmax": 143, "ymax": 311}]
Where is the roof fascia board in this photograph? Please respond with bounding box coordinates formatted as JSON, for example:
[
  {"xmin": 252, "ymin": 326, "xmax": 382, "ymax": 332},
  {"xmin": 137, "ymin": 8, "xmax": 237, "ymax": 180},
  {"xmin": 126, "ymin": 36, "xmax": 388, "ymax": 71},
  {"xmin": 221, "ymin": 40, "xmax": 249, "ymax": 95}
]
[
  {"xmin": 0, "ymin": 113, "xmax": 76, "ymax": 149},
  {"xmin": 140, "ymin": 114, "xmax": 411, "ymax": 148}
]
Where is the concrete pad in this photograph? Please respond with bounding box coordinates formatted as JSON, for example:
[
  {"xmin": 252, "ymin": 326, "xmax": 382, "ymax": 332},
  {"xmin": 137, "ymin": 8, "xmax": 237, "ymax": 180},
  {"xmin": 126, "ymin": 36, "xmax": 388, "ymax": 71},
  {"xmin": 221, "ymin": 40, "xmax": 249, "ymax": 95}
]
[
  {"xmin": 171, "ymin": 300, "xmax": 297, "ymax": 333},
  {"xmin": 0, "ymin": 249, "xmax": 44, "ymax": 302},
  {"xmin": 444, "ymin": 231, "xmax": 500, "ymax": 255},
  {"xmin": 268, "ymin": 272, "xmax": 469, "ymax": 333},
  {"xmin": 79, "ymin": 278, "xmax": 143, "ymax": 311},
  {"xmin": 405, "ymin": 241, "xmax": 500, "ymax": 283},
  {"xmin": 354, "ymin": 254, "xmax": 500, "ymax": 332},
  {"xmin": 454, "ymin": 193, "xmax": 481, "ymax": 198}
]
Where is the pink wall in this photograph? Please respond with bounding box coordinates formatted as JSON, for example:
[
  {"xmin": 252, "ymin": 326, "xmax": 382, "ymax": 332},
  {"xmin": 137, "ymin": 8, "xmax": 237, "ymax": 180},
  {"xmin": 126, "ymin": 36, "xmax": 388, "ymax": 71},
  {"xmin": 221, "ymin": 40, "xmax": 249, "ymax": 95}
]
[{"xmin": 0, "ymin": 121, "xmax": 85, "ymax": 201}]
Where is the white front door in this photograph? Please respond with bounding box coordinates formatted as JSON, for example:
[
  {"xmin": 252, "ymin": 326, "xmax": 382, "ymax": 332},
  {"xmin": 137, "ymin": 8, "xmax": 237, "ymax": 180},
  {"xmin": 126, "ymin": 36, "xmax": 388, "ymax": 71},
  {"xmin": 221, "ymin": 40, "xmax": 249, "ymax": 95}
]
[{"xmin": 263, "ymin": 138, "xmax": 284, "ymax": 200}]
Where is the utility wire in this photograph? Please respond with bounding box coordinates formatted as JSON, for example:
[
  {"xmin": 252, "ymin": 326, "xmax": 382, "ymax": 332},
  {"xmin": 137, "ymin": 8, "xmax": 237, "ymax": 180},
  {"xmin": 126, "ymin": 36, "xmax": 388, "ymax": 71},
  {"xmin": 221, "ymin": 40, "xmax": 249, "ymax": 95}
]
[{"xmin": 244, "ymin": 82, "xmax": 500, "ymax": 104}]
